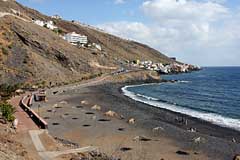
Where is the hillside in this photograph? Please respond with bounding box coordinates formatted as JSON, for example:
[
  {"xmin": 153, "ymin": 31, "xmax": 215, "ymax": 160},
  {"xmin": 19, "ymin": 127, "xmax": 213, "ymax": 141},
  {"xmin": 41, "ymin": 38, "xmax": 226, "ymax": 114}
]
[{"xmin": 0, "ymin": 0, "xmax": 174, "ymax": 87}]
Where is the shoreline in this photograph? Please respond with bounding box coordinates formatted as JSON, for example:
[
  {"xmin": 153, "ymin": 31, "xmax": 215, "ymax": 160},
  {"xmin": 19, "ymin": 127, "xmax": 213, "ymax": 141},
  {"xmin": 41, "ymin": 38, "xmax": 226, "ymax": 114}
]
[
  {"xmin": 121, "ymin": 82, "xmax": 240, "ymax": 132},
  {"xmin": 114, "ymin": 82, "xmax": 240, "ymax": 140},
  {"xmin": 39, "ymin": 80, "xmax": 240, "ymax": 160}
]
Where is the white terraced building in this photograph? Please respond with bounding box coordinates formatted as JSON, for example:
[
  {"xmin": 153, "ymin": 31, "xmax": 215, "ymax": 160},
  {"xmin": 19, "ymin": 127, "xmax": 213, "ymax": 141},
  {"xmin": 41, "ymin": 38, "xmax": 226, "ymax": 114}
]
[
  {"xmin": 63, "ymin": 32, "xmax": 88, "ymax": 46},
  {"xmin": 34, "ymin": 20, "xmax": 57, "ymax": 30}
]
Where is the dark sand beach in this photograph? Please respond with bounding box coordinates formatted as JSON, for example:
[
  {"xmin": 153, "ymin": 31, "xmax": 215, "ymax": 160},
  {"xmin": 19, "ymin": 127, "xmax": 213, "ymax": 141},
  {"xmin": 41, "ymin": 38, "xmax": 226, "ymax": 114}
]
[{"xmin": 38, "ymin": 81, "xmax": 240, "ymax": 160}]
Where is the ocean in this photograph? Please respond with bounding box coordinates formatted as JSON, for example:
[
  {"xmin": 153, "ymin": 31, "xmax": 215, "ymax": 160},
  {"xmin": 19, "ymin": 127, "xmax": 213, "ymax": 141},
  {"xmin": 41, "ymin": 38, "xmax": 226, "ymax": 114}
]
[{"xmin": 122, "ymin": 67, "xmax": 240, "ymax": 131}]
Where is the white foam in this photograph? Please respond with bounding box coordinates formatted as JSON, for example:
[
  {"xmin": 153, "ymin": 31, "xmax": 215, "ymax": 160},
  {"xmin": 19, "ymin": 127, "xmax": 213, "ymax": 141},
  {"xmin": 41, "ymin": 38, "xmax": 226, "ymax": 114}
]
[
  {"xmin": 136, "ymin": 93, "xmax": 159, "ymax": 101},
  {"xmin": 122, "ymin": 85, "xmax": 240, "ymax": 131},
  {"xmin": 177, "ymin": 80, "xmax": 190, "ymax": 83}
]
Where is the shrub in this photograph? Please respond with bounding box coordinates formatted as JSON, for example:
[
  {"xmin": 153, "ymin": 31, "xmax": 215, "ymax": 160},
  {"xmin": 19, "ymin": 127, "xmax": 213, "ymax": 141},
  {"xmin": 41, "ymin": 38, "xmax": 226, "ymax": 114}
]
[
  {"xmin": 0, "ymin": 83, "xmax": 22, "ymax": 98},
  {"xmin": 53, "ymin": 28, "xmax": 63, "ymax": 34},
  {"xmin": 0, "ymin": 103, "xmax": 15, "ymax": 122},
  {"xmin": 43, "ymin": 24, "xmax": 48, "ymax": 28},
  {"xmin": 1, "ymin": 47, "xmax": 8, "ymax": 55},
  {"xmin": 8, "ymin": 43, "xmax": 13, "ymax": 49},
  {"xmin": 58, "ymin": 29, "xmax": 63, "ymax": 34}
]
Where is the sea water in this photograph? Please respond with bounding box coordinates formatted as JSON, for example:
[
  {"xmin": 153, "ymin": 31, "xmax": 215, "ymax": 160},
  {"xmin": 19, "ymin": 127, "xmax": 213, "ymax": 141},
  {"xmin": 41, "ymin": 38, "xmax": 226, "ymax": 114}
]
[{"xmin": 122, "ymin": 67, "xmax": 240, "ymax": 131}]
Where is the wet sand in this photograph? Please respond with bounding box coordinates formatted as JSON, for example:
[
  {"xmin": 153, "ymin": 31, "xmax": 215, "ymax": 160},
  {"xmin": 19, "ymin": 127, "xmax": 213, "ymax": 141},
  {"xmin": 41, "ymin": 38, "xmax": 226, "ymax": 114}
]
[{"xmin": 39, "ymin": 82, "xmax": 240, "ymax": 160}]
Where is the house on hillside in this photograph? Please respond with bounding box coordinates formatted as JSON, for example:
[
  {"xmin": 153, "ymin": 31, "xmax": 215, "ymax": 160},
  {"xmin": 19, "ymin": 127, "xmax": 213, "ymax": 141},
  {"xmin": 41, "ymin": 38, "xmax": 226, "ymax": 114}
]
[
  {"xmin": 45, "ymin": 21, "xmax": 58, "ymax": 30},
  {"xmin": 34, "ymin": 20, "xmax": 44, "ymax": 27},
  {"xmin": 34, "ymin": 20, "xmax": 57, "ymax": 30},
  {"xmin": 63, "ymin": 32, "xmax": 88, "ymax": 46},
  {"xmin": 51, "ymin": 15, "xmax": 62, "ymax": 19}
]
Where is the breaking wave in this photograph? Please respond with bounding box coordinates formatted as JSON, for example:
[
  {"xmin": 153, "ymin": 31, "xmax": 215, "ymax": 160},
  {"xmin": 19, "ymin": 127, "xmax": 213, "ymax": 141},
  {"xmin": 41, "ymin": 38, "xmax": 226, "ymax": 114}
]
[{"xmin": 122, "ymin": 85, "xmax": 240, "ymax": 131}]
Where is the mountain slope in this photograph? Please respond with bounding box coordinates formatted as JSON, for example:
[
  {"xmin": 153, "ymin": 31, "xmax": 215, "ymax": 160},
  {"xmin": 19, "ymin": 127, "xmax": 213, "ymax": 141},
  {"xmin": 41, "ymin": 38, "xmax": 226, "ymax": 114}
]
[{"xmin": 0, "ymin": 0, "xmax": 174, "ymax": 87}]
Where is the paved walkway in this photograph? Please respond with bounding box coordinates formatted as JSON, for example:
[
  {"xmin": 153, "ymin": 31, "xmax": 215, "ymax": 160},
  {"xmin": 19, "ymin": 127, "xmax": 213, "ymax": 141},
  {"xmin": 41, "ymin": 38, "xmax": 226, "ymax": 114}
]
[
  {"xmin": 29, "ymin": 130, "xmax": 97, "ymax": 160},
  {"xmin": 10, "ymin": 95, "xmax": 39, "ymax": 133},
  {"xmin": 11, "ymin": 94, "xmax": 97, "ymax": 159}
]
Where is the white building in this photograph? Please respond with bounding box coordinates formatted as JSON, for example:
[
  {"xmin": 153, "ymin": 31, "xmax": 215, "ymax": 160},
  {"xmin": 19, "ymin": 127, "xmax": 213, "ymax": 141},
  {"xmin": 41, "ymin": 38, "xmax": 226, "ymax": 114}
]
[
  {"xmin": 63, "ymin": 32, "xmax": 88, "ymax": 45},
  {"xmin": 34, "ymin": 20, "xmax": 44, "ymax": 27},
  {"xmin": 51, "ymin": 15, "xmax": 62, "ymax": 19},
  {"xmin": 45, "ymin": 21, "xmax": 58, "ymax": 30},
  {"xmin": 34, "ymin": 20, "xmax": 57, "ymax": 30}
]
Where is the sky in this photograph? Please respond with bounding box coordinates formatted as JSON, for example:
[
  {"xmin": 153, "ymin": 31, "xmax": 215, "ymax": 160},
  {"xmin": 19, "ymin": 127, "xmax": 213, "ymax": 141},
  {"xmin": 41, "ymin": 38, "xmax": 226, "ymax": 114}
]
[{"xmin": 16, "ymin": 0, "xmax": 240, "ymax": 66}]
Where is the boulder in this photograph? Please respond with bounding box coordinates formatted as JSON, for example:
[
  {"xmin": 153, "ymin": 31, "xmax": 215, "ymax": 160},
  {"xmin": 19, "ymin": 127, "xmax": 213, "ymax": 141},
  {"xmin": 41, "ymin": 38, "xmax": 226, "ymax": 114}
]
[
  {"xmin": 152, "ymin": 127, "xmax": 164, "ymax": 132},
  {"xmin": 104, "ymin": 110, "xmax": 118, "ymax": 117},
  {"xmin": 59, "ymin": 101, "xmax": 67, "ymax": 104},
  {"xmin": 91, "ymin": 105, "xmax": 101, "ymax": 111},
  {"xmin": 234, "ymin": 155, "xmax": 240, "ymax": 160},
  {"xmin": 193, "ymin": 137, "xmax": 205, "ymax": 144},
  {"xmin": 15, "ymin": 89, "xmax": 24, "ymax": 94},
  {"xmin": 52, "ymin": 104, "xmax": 58, "ymax": 108},
  {"xmin": 81, "ymin": 100, "xmax": 89, "ymax": 105},
  {"xmin": 128, "ymin": 118, "xmax": 135, "ymax": 124}
]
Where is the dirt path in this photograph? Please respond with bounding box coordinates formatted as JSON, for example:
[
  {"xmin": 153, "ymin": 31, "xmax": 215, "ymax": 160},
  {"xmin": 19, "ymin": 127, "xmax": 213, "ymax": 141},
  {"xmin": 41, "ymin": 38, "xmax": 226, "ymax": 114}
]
[{"xmin": 0, "ymin": 12, "xmax": 31, "ymax": 22}]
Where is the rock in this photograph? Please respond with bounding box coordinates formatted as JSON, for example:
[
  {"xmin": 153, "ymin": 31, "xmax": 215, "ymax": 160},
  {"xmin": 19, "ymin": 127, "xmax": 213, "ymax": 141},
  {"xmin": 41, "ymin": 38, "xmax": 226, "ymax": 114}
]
[
  {"xmin": 81, "ymin": 100, "xmax": 89, "ymax": 105},
  {"xmin": 128, "ymin": 118, "xmax": 135, "ymax": 124},
  {"xmin": 32, "ymin": 85, "xmax": 38, "ymax": 89},
  {"xmin": 60, "ymin": 101, "xmax": 67, "ymax": 104},
  {"xmin": 193, "ymin": 137, "xmax": 205, "ymax": 144},
  {"xmin": 104, "ymin": 110, "xmax": 118, "ymax": 117},
  {"xmin": 188, "ymin": 127, "xmax": 196, "ymax": 133},
  {"xmin": 91, "ymin": 105, "xmax": 101, "ymax": 111},
  {"xmin": 13, "ymin": 118, "xmax": 18, "ymax": 129},
  {"xmin": 119, "ymin": 115, "xmax": 125, "ymax": 119},
  {"xmin": 234, "ymin": 155, "xmax": 240, "ymax": 160},
  {"xmin": 152, "ymin": 127, "xmax": 164, "ymax": 132},
  {"xmin": 15, "ymin": 89, "xmax": 24, "ymax": 94}
]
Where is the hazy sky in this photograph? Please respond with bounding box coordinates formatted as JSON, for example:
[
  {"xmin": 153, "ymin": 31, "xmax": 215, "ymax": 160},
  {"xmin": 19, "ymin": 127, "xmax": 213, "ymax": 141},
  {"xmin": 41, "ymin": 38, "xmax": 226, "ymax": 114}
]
[{"xmin": 17, "ymin": 0, "xmax": 240, "ymax": 66}]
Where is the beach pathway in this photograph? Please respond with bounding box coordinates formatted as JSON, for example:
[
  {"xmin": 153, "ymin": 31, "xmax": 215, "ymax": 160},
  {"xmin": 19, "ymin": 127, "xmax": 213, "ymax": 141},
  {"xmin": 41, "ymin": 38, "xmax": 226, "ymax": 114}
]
[
  {"xmin": 11, "ymin": 95, "xmax": 39, "ymax": 132},
  {"xmin": 29, "ymin": 130, "xmax": 97, "ymax": 160}
]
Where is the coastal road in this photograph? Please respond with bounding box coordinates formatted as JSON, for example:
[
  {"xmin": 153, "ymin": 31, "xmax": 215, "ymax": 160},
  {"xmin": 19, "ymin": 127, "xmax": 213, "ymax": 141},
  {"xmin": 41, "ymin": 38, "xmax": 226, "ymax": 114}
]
[
  {"xmin": 0, "ymin": 11, "xmax": 31, "ymax": 22},
  {"xmin": 49, "ymin": 68, "xmax": 144, "ymax": 94}
]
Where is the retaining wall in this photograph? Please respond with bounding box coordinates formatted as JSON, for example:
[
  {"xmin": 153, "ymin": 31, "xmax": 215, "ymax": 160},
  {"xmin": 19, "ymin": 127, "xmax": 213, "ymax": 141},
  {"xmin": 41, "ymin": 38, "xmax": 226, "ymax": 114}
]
[{"xmin": 20, "ymin": 95, "xmax": 48, "ymax": 129}]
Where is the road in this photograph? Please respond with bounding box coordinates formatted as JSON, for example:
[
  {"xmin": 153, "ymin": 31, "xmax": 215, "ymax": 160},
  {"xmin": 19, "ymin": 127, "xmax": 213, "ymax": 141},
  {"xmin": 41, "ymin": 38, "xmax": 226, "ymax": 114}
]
[{"xmin": 0, "ymin": 11, "xmax": 31, "ymax": 22}]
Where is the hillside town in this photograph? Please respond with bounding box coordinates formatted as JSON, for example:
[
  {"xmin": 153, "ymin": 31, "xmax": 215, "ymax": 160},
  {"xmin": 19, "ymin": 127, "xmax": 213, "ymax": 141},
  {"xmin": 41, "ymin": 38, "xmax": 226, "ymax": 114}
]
[
  {"xmin": 32, "ymin": 18, "xmax": 199, "ymax": 75},
  {"xmin": 33, "ymin": 19, "xmax": 102, "ymax": 50},
  {"xmin": 131, "ymin": 60, "xmax": 201, "ymax": 74}
]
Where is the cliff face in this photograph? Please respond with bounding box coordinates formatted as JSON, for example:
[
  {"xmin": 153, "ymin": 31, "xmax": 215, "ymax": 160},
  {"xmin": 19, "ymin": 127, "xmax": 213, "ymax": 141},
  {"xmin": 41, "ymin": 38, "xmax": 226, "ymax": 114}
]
[{"xmin": 0, "ymin": 0, "xmax": 174, "ymax": 86}]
